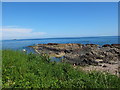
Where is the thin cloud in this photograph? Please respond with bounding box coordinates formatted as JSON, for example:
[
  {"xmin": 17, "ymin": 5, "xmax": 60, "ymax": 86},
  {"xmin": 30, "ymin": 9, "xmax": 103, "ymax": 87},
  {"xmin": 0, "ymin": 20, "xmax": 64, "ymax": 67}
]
[{"xmin": 1, "ymin": 27, "xmax": 46, "ymax": 40}]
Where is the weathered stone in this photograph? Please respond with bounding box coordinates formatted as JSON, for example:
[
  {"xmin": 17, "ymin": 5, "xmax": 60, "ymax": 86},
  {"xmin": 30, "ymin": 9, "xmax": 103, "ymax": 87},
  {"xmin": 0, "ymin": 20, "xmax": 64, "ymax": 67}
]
[
  {"xmin": 102, "ymin": 44, "xmax": 111, "ymax": 47},
  {"xmin": 47, "ymin": 43, "xmax": 58, "ymax": 45},
  {"xmin": 102, "ymin": 65, "xmax": 107, "ymax": 67},
  {"xmin": 29, "ymin": 43, "xmax": 120, "ymax": 66},
  {"xmin": 95, "ymin": 59, "xmax": 104, "ymax": 63}
]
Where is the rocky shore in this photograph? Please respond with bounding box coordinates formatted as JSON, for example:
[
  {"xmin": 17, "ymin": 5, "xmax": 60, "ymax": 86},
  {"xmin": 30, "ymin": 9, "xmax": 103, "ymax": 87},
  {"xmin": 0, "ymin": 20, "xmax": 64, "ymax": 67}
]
[{"xmin": 28, "ymin": 43, "xmax": 120, "ymax": 76}]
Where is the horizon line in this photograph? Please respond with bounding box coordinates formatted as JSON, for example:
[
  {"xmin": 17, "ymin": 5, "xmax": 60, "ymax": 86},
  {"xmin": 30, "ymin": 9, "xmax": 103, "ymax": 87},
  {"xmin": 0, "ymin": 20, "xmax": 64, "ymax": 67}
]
[{"xmin": 2, "ymin": 35, "xmax": 119, "ymax": 41}]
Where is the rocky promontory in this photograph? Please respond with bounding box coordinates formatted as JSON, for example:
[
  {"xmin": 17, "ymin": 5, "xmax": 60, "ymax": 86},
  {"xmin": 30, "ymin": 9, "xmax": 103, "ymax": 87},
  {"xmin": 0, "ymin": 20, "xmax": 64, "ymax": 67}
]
[{"xmin": 28, "ymin": 43, "xmax": 120, "ymax": 75}]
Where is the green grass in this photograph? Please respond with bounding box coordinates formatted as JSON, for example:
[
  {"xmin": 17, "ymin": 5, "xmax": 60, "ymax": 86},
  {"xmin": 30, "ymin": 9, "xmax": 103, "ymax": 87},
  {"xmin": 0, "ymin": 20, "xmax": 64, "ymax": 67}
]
[{"xmin": 2, "ymin": 50, "xmax": 120, "ymax": 88}]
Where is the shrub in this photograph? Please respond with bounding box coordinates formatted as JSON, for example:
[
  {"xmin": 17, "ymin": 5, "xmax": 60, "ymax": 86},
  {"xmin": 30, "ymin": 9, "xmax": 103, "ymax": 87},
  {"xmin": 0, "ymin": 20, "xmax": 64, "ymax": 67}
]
[{"xmin": 2, "ymin": 50, "xmax": 120, "ymax": 88}]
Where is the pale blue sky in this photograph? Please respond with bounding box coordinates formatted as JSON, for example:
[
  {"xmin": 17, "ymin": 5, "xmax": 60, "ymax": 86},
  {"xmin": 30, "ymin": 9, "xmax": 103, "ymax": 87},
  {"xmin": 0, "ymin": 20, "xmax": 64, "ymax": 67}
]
[{"xmin": 2, "ymin": 2, "xmax": 118, "ymax": 39}]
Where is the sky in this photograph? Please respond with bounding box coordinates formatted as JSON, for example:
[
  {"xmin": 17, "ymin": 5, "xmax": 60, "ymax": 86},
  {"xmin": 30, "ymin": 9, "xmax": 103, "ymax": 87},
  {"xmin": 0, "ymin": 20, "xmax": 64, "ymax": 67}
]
[{"xmin": 2, "ymin": 2, "xmax": 118, "ymax": 40}]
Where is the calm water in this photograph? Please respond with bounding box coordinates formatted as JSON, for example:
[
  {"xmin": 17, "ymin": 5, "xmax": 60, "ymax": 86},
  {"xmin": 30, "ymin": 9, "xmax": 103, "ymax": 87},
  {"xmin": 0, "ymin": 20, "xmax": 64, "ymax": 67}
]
[{"xmin": 1, "ymin": 36, "xmax": 119, "ymax": 53}]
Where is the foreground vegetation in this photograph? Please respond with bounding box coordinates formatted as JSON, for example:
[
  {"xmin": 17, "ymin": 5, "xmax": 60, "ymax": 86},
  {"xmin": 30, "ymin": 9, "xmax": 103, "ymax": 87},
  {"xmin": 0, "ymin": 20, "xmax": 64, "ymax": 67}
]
[{"xmin": 2, "ymin": 50, "xmax": 120, "ymax": 88}]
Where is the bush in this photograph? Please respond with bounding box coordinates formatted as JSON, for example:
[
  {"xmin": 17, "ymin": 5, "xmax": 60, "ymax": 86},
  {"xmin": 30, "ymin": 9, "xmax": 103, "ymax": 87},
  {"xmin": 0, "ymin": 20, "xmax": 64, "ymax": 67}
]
[{"xmin": 2, "ymin": 50, "xmax": 120, "ymax": 88}]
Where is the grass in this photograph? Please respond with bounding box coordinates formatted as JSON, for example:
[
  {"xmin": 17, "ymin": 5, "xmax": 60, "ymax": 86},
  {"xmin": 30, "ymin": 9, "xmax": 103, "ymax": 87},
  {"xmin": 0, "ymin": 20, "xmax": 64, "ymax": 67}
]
[{"xmin": 2, "ymin": 50, "xmax": 120, "ymax": 88}]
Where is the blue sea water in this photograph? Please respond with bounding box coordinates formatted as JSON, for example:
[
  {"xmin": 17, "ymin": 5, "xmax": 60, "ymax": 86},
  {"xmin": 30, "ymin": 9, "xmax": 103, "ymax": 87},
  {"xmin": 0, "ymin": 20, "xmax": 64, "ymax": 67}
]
[{"xmin": 1, "ymin": 36, "xmax": 119, "ymax": 53}]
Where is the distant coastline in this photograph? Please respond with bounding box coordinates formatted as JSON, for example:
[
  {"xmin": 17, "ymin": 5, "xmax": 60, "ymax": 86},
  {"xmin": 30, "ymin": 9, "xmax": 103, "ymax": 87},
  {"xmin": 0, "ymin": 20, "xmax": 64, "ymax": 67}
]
[{"xmin": 2, "ymin": 36, "xmax": 119, "ymax": 41}]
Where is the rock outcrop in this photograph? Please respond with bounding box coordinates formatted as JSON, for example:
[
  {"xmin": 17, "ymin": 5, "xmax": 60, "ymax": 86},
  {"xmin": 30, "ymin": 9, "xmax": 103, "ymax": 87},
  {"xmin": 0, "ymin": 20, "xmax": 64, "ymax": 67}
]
[{"xmin": 29, "ymin": 43, "xmax": 120, "ymax": 66}]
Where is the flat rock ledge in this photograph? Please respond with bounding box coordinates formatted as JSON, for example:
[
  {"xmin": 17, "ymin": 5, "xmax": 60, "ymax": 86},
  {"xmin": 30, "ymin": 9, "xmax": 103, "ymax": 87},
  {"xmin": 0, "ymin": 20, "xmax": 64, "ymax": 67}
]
[
  {"xmin": 28, "ymin": 43, "xmax": 120, "ymax": 76},
  {"xmin": 28, "ymin": 43, "xmax": 120, "ymax": 64}
]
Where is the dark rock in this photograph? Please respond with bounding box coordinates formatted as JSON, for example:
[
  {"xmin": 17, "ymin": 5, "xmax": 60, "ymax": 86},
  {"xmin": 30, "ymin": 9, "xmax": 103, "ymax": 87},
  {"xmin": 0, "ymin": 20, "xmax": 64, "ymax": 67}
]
[
  {"xmin": 102, "ymin": 65, "xmax": 107, "ymax": 67},
  {"xmin": 31, "ymin": 43, "xmax": 120, "ymax": 66},
  {"xmin": 64, "ymin": 49, "xmax": 72, "ymax": 53},
  {"xmin": 111, "ymin": 44, "xmax": 120, "ymax": 46},
  {"xmin": 102, "ymin": 44, "xmax": 111, "ymax": 47},
  {"xmin": 47, "ymin": 43, "xmax": 58, "ymax": 45}
]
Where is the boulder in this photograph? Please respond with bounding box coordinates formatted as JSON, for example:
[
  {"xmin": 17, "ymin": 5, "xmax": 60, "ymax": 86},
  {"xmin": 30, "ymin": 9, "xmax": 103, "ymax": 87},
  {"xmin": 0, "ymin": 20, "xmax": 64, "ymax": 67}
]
[
  {"xmin": 47, "ymin": 43, "xmax": 58, "ymax": 45},
  {"xmin": 102, "ymin": 44, "xmax": 111, "ymax": 47}
]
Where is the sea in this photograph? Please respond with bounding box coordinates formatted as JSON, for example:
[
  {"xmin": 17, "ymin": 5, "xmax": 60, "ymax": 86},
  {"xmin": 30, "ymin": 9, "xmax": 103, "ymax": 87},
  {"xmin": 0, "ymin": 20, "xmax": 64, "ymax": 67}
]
[{"xmin": 1, "ymin": 36, "xmax": 120, "ymax": 54}]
